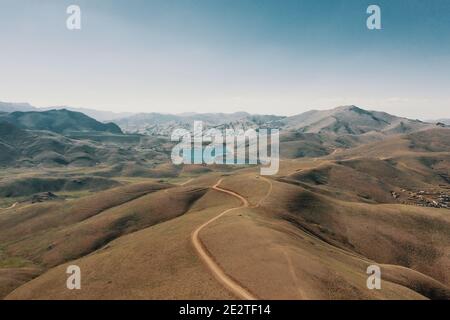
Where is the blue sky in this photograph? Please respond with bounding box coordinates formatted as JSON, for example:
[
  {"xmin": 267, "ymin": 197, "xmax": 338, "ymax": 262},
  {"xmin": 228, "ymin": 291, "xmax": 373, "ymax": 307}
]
[{"xmin": 0, "ymin": 0, "xmax": 449, "ymax": 118}]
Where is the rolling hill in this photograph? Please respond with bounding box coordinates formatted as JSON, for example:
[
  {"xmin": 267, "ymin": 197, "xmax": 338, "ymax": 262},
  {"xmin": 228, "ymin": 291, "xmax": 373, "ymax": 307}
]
[
  {"xmin": 0, "ymin": 128, "xmax": 448, "ymax": 300},
  {"xmin": 0, "ymin": 122, "xmax": 113, "ymax": 167},
  {"xmin": 0, "ymin": 109, "xmax": 175, "ymax": 168},
  {"xmin": 0, "ymin": 109, "xmax": 122, "ymax": 134},
  {"xmin": 0, "ymin": 103, "xmax": 449, "ymax": 300}
]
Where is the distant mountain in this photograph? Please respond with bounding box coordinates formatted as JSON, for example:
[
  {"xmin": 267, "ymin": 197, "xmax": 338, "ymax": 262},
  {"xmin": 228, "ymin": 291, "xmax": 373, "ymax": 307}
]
[
  {"xmin": 115, "ymin": 105, "xmax": 435, "ymax": 137},
  {"xmin": 45, "ymin": 106, "xmax": 134, "ymax": 122},
  {"xmin": 0, "ymin": 101, "xmax": 441, "ymax": 160},
  {"xmin": 0, "ymin": 101, "xmax": 132, "ymax": 121},
  {"xmin": 0, "ymin": 109, "xmax": 123, "ymax": 134},
  {"xmin": 428, "ymin": 119, "xmax": 450, "ymax": 125},
  {"xmin": 115, "ymin": 112, "xmax": 285, "ymax": 135},
  {"xmin": 0, "ymin": 101, "xmax": 36, "ymax": 113},
  {"xmin": 281, "ymin": 105, "xmax": 434, "ymax": 135},
  {"xmin": 114, "ymin": 105, "xmax": 439, "ymax": 159},
  {"xmin": 2, "ymin": 101, "xmax": 439, "ymax": 136}
]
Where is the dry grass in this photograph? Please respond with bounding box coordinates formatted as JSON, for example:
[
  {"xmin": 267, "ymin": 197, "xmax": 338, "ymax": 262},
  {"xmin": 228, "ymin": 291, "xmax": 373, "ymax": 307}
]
[
  {"xmin": 2, "ymin": 129, "xmax": 450, "ymax": 300},
  {"xmin": 6, "ymin": 187, "xmax": 238, "ymax": 299}
]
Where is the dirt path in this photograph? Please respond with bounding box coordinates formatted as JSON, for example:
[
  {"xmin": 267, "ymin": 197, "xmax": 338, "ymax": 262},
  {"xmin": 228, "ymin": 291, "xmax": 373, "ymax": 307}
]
[
  {"xmin": 0, "ymin": 202, "xmax": 18, "ymax": 210},
  {"xmin": 253, "ymin": 177, "xmax": 273, "ymax": 208},
  {"xmin": 164, "ymin": 178, "xmax": 195, "ymax": 195},
  {"xmin": 282, "ymin": 250, "xmax": 306, "ymax": 299},
  {"xmin": 178, "ymin": 178, "xmax": 194, "ymax": 186},
  {"xmin": 191, "ymin": 178, "xmax": 257, "ymax": 300}
]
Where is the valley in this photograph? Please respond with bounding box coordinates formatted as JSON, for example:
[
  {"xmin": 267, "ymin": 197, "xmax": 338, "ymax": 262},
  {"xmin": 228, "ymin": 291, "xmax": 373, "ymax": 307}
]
[{"xmin": 0, "ymin": 104, "xmax": 449, "ymax": 300}]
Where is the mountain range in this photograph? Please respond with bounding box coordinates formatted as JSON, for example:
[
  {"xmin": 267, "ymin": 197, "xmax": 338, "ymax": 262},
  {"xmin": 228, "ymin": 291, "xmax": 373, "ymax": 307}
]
[
  {"xmin": 2, "ymin": 101, "xmax": 445, "ymax": 136},
  {"xmin": 0, "ymin": 104, "xmax": 445, "ymax": 167},
  {"xmin": 113, "ymin": 105, "xmax": 437, "ymax": 136}
]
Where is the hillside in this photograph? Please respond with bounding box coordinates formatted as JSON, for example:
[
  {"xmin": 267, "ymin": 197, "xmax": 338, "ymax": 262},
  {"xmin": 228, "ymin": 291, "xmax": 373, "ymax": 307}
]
[
  {"xmin": 0, "ymin": 104, "xmax": 448, "ymax": 300},
  {"xmin": 0, "ymin": 109, "xmax": 173, "ymax": 168},
  {"xmin": 0, "ymin": 109, "xmax": 122, "ymax": 134},
  {"xmin": 0, "ymin": 121, "xmax": 171, "ymax": 168},
  {"xmin": 3, "ymin": 162, "xmax": 449, "ymax": 299},
  {"xmin": 277, "ymin": 106, "xmax": 442, "ymax": 158},
  {"xmin": 0, "ymin": 128, "xmax": 448, "ymax": 300},
  {"xmin": 0, "ymin": 122, "xmax": 98, "ymax": 167}
]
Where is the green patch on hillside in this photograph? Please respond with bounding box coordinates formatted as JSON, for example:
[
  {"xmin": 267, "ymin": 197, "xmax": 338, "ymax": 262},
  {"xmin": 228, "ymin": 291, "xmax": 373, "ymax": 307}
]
[{"xmin": 0, "ymin": 246, "xmax": 34, "ymax": 268}]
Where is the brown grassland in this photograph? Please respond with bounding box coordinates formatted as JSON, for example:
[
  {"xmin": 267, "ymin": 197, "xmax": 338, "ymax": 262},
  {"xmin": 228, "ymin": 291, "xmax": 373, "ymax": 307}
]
[{"xmin": 0, "ymin": 128, "xmax": 449, "ymax": 300}]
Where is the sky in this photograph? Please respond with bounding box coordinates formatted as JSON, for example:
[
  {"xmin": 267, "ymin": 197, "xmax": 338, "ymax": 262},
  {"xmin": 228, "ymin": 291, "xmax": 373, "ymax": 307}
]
[{"xmin": 0, "ymin": 0, "xmax": 449, "ymax": 119}]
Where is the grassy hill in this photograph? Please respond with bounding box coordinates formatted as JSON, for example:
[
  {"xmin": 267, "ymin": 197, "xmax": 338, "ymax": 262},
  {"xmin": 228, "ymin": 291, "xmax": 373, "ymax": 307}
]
[
  {"xmin": 4, "ymin": 169, "xmax": 449, "ymax": 300},
  {"xmin": 0, "ymin": 120, "xmax": 174, "ymax": 169}
]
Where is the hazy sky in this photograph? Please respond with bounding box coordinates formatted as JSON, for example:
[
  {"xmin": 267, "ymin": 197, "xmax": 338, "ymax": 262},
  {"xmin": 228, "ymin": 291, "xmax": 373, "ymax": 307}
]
[{"xmin": 0, "ymin": 0, "xmax": 449, "ymax": 119}]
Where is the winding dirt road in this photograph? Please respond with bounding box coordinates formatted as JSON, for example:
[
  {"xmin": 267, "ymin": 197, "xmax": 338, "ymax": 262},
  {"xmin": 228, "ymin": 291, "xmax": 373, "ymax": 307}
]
[{"xmin": 191, "ymin": 178, "xmax": 257, "ymax": 300}]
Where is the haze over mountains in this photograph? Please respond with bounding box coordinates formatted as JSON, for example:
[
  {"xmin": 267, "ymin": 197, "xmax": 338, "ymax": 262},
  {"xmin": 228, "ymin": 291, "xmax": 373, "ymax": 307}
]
[
  {"xmin": 0, "ymin": 101, "xmax": 132, "ymax": 122},
  {"xmin": 434, "ymin": 119, "xmax": 450, "ymax": 125},
  {"xmin": 0, "ymin": 110, "xmax": 122, "ymax": 135}
]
